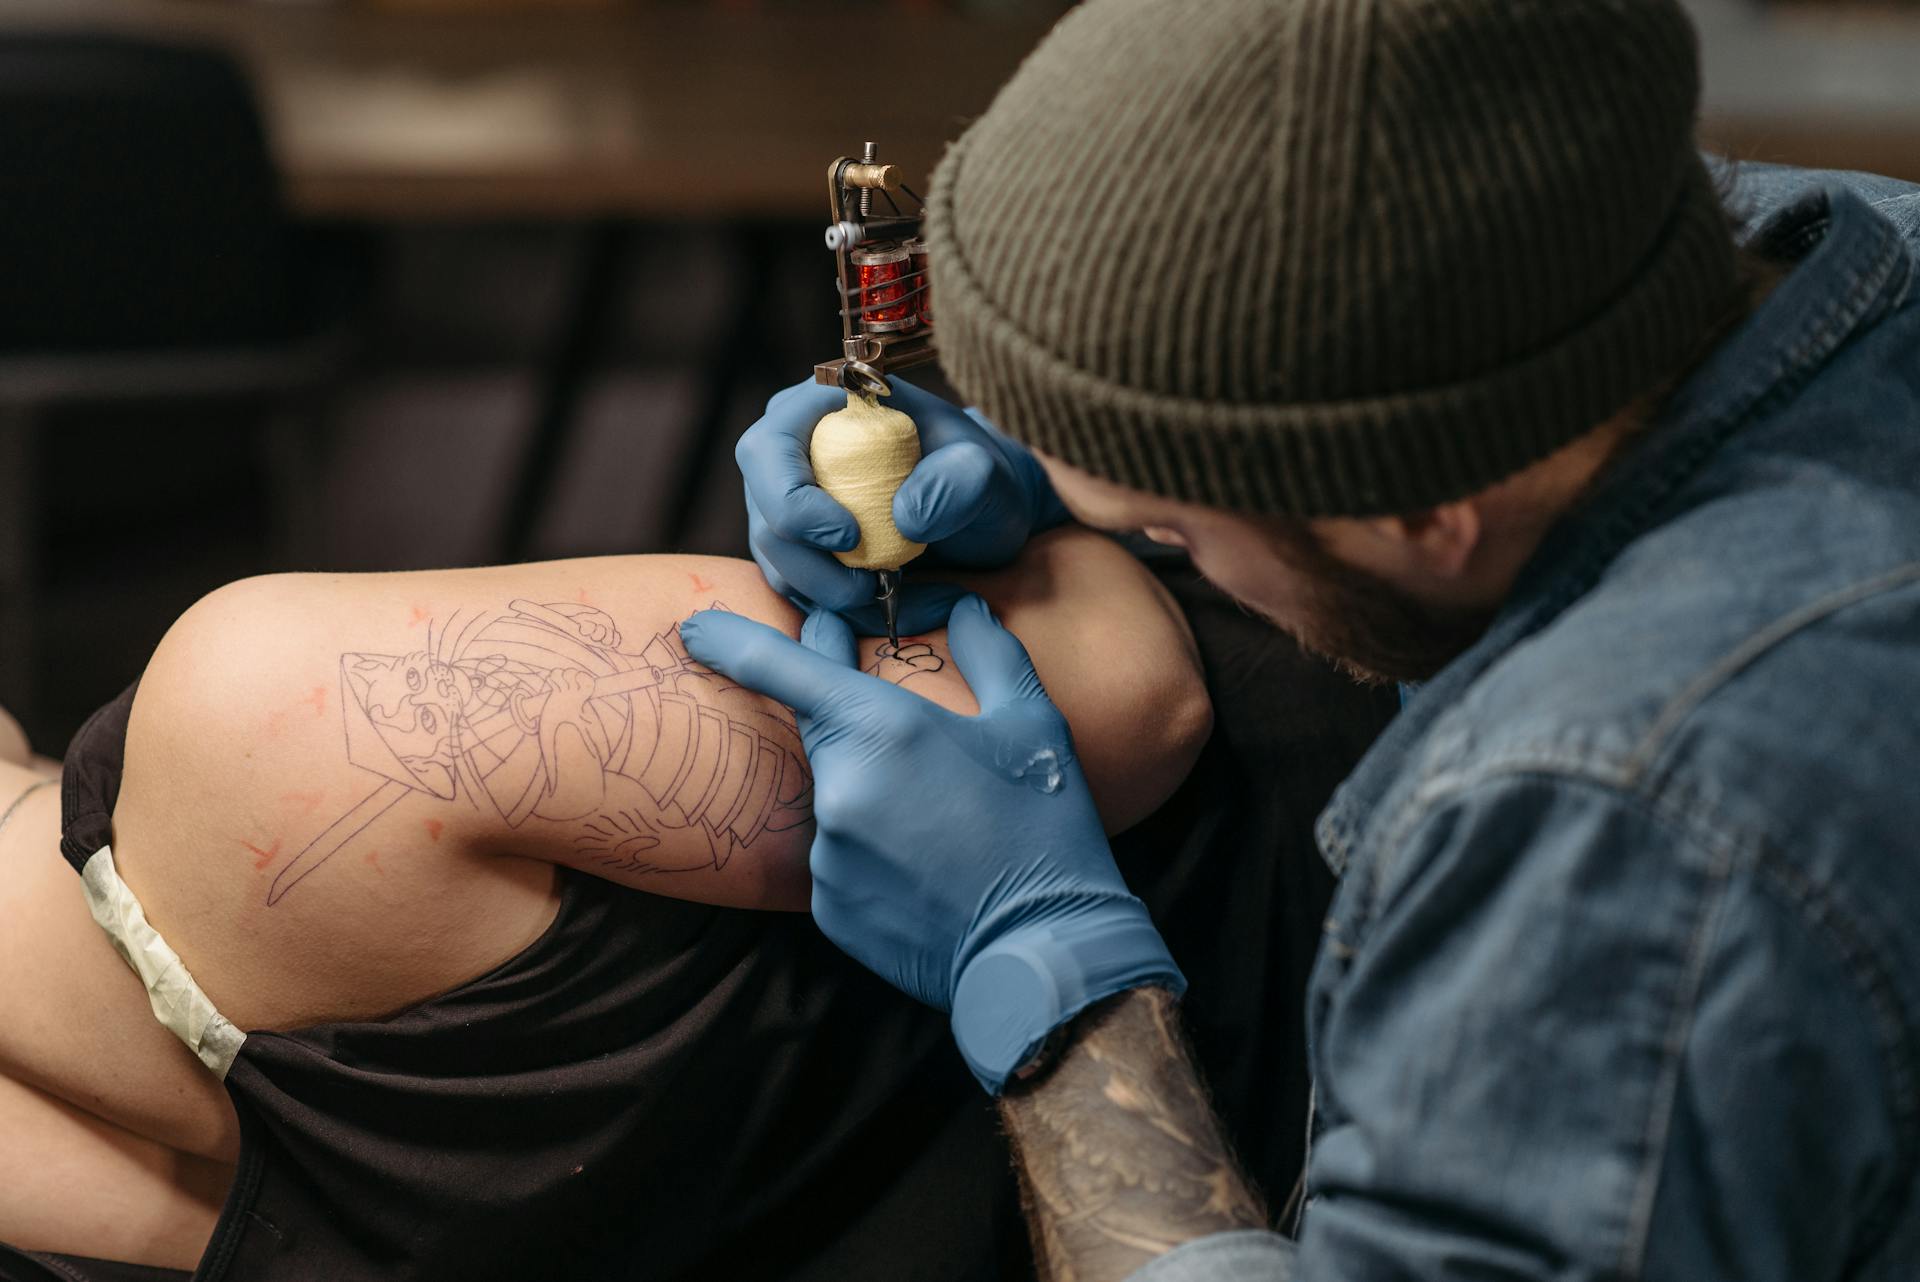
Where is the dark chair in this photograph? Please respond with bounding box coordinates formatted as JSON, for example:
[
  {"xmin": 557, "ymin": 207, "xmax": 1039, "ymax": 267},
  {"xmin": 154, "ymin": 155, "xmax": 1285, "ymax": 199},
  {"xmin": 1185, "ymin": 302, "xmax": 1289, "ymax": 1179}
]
[{"xmin": 0, "ymin": 33, "xmax": 367, "ymax": 732}]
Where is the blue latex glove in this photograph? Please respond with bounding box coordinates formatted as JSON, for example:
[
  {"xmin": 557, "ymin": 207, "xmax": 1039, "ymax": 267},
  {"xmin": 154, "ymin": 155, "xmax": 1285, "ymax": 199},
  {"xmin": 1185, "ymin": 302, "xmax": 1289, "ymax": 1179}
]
[
  {"xmin": 737, "ymin": 377, "xmax": 1069, "ymax": 637},
  {"xmin": 679, "ymin": 595, "xmax": 1185, "ymax": 1093}
]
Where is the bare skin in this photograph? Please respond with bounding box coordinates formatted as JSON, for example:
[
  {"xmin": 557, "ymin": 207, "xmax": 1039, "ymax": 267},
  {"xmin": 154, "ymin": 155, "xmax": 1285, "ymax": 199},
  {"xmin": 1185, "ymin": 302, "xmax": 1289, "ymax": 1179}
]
[{"xmin": 0, "ymin": 529, "xmax": 1210, "ymax": 1270}]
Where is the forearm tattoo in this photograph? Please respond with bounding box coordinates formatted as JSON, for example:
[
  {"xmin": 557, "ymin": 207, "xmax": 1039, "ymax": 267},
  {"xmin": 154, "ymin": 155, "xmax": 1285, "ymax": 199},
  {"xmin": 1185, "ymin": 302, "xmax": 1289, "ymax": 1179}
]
[
  {"xmin": 265, "ymin": 597, "xmax": 945, "ymax": 905},
  {"xmin": 999, "ymin": 987, "xmax": 1268, "ymax": 1282}
]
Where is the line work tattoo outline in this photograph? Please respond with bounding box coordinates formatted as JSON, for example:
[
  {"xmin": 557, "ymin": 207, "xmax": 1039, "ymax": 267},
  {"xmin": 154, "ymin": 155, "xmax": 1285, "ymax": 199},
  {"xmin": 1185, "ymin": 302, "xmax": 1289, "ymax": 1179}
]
[
  {"xmin": 268, "ymin": 603, "xmax": 951, "ymax": 905},
  {"xmin": 269, "ymin": 600, "xmax": 820, "ymax": 904}
]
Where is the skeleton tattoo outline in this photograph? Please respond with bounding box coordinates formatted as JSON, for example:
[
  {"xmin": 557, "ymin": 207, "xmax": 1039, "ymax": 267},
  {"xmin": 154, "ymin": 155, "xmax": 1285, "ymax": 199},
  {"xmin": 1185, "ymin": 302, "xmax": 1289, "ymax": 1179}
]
[{"xmin": 267, "ymin": 600, "xmax": 945, "ymax": 905}]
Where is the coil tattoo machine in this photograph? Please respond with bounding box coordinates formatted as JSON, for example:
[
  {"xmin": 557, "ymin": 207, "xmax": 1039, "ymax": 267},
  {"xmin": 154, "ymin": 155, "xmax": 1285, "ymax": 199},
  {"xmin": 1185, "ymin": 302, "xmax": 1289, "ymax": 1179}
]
[{"xmin": 808, "ymin": 141, "xmax": 935, "ymax": 651}]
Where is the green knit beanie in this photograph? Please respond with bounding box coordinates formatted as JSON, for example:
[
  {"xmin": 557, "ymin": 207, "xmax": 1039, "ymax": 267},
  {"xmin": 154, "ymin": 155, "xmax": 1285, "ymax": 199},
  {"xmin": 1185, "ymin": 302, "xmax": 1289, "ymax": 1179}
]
[{"xmin": 926, "ymin": 0, "xmax": 1739, "ymax": 517}]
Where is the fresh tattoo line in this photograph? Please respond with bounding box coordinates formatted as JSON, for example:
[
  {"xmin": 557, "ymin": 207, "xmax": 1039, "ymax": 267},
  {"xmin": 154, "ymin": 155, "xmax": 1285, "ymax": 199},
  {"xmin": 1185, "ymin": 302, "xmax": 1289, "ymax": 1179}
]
[
  {"xmin": 267, "ymin": 599, "xmax": 811, "ymax": 902},
  {"xmin": 865, "ymin": 638, "xmax": 945, "ymax": 687},
  {"xmin": 266, "ymin": 602, "xmax": 949, "ymax": 904},
  {"xmin": 999, "ymin": 987, "xmax": 1268, "ymax": 1282}
]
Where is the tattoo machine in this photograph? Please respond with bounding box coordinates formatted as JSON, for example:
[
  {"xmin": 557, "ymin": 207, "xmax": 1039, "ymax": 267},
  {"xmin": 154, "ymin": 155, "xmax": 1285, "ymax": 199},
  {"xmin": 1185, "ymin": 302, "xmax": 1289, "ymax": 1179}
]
[{"xmin": 810, "ymin": 141, "xmax": 936, "ymax": 650}]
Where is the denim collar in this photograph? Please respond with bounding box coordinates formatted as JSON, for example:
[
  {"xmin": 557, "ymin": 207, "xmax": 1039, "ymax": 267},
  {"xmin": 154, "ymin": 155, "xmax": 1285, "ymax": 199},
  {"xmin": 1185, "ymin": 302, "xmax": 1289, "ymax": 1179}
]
[{"xmin": 1315, "ymin": 184, "xmax": 1915, "ymax": 876}]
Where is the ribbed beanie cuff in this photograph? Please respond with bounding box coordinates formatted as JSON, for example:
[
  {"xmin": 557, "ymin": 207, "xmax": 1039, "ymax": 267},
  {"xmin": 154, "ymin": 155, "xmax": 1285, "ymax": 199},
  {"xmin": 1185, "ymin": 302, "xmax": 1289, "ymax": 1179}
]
[{"xmin": 927, "ymin": 0, "xmax": 1741, "ymax": 518}]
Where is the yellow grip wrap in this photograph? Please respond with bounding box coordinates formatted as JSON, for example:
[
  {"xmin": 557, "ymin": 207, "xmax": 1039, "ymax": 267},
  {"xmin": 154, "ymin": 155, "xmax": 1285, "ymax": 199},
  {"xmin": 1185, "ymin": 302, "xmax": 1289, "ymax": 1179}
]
[{"xmin": 809, "ymin": 391, "xmax": 927, "ymax": 572}]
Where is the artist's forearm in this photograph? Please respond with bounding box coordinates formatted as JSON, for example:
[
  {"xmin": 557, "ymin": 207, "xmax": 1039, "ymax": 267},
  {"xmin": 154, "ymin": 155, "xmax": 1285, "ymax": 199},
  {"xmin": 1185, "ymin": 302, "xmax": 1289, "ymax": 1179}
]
[{"xmin": 999, "ymin": 987, "xmax": 1268, "ymax": 1282}]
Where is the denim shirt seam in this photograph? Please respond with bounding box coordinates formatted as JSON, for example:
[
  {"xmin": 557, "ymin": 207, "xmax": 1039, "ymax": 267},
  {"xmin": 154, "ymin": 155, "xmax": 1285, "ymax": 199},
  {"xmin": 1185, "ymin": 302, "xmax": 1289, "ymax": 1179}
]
[
  {"xmin": 1369, "ymin": 760, "xmax": 1920, "ymax": 1269},
  {"xmin": 1619, "ymin": 783, "xmax": 1740, "ymax": 1278},
  {"xmin": 1745, "ymin": 835, "xmax": 1920, "ymax": 1263},
  {"xmin": 1888, "ymin": 243, "xmax": 1917, "ymax": 312},
  {"xmin": 1768, "ymin": 208, "xmax": 1909, "ymax": 403},
  {"xmin": 1671, "ymin": 224, "xmax": 1903, "ymax": 510},
  {"xmin": 1350, "ymin": 762, "xmax": 1743, "ymax": 1273},
  {"xmin": 1369, "ymin": 753, "xmax": 1732, "ymax": 892},
  {"xmin": 1603, "ymin": 771, "xmax": 1918, "ymax": 1272},
  {"xmin": 1622, "ymin": 563, "xmax": 1920, "ymax": 783}
]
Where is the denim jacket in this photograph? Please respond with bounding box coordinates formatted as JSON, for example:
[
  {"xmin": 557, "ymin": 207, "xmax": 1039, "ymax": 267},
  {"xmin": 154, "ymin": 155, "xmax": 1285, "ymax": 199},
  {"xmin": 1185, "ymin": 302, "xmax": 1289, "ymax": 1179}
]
[{"xmin": 1135, "ymin": 162, "xmax": 1920, "ymax": 1280}]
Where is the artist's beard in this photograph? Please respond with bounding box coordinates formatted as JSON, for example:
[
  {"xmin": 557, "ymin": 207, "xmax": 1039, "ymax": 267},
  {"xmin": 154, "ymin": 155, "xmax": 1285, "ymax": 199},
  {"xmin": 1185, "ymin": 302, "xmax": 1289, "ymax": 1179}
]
[{"xmin": 1245, "ymin": 525, "xmax": 1497, "ymax": 687}]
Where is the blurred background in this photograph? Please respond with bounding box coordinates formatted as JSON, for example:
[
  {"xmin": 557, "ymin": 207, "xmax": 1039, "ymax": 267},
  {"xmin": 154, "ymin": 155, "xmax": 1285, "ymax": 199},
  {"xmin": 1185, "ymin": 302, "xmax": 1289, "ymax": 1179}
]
[{"xmin": 0, "ymin": 0, "xmax": 1915, "ymax": 751}]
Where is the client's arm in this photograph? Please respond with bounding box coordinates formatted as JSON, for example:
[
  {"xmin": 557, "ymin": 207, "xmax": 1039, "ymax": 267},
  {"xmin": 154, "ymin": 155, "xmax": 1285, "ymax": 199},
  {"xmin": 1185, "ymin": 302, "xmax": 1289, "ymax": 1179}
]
[{"xmin": 109, "ymin": 530, "xmax": 1207, "ymax": 1026}]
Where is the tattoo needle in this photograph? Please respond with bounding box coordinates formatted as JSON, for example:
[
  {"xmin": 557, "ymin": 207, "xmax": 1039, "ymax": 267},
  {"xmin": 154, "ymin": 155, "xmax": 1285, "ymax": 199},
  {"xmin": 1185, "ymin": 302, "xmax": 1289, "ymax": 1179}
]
[{"xmin": 876, "ymin": 568, "xmax": 902, "ymax": 651}]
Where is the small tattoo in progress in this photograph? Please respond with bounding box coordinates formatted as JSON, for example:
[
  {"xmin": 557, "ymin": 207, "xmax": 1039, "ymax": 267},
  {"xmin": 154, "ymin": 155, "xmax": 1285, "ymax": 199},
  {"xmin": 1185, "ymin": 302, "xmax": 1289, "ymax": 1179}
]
[
  {"xmin": 267, "ymin": 599, "xmax": 814, "ymax": 904},
  {"xmin": 865, "ymin": 640, "xmax": 946, "ymax": 689}
]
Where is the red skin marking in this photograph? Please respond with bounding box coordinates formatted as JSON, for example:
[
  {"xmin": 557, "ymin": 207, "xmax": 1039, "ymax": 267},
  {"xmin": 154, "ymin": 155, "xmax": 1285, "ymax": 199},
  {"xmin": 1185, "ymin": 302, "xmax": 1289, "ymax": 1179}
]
[
  {"xmin": 240, "ymin": 838, "xmax": 282, "ymax": 871},
  {"xmin": 422, "ymin": 819, "xmax": 443, "ymax": 843},
  {"xmin": 303, "ymin": 686, "xmax": 327, "ymax": 717},
  {"xmin": 575, "ymin": 588, "xmax": 594, "ymax": 605},
  {"xmin": 408, "ymin": 605, "xmax": 429, "ymax": 628},
  {"xmin": 281, "ymin": 789, "xmax": 325, "ymax": 815},
  {"xmin": 364, "ymin": 849, "xmax": 384, "ymax": 876},
  {"xmin": 688, "ymin": 572, "xmax": 715, "ymax": 594},
  {"xmin": 265, "ymin": 708, "xmax": 289, "ymax": 737}
]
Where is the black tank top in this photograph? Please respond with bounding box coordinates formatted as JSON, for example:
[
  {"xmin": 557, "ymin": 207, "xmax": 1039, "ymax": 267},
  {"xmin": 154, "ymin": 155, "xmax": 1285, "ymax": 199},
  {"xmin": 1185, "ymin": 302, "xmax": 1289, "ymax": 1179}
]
[{"xmin": 17, "ymin": 548, "xmax": 1398, "ymax": 1281}]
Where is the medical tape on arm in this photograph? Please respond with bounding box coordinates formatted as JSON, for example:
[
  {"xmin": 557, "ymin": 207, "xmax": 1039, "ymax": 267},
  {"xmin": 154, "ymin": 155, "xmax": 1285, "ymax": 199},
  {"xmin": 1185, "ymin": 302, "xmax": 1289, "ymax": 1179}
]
[{"xmin": 80, "ymin": 846, "xmax": 245, "ymax": 1078}]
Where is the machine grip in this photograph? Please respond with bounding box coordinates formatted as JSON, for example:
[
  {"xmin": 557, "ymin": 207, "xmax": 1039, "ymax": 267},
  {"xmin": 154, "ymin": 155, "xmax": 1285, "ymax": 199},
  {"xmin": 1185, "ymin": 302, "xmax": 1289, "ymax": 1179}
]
[{"xmin": 809, "ymin": 391, "xmax": 927, "ymax": 572}]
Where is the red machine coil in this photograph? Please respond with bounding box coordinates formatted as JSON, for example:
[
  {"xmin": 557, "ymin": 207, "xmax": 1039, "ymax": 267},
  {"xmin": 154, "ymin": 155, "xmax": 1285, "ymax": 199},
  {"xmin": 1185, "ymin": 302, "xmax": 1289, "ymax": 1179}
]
[{"xmin": 852, "ymin": 244, "xmax": 917, "ymax": 334}]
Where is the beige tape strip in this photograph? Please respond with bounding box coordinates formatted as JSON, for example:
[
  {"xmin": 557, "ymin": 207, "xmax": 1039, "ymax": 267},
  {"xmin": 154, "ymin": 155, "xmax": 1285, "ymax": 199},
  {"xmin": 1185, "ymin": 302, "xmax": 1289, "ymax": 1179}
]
[{"xmin": 80, "ymin": 846, "xmax": 244, "ymax": 1079}]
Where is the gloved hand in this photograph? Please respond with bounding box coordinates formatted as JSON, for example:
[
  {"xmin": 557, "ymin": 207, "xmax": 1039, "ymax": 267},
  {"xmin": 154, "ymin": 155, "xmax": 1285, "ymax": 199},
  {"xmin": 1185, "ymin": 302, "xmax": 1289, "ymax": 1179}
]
[
  {"xmin": 737, "ymin": 378, "xmax": 1069, "ymax": 636},
  {"xmin": 679, "ymin": 595, "xmax": 1184, "ymax": 1093}
]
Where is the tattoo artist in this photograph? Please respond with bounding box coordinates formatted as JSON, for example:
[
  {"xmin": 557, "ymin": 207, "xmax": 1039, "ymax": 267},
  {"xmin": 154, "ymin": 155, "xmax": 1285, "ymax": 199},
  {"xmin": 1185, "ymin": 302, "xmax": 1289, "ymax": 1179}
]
[{"xmin": 682, "ymin": 0, "xmax": 1920, "ymax": 1276}]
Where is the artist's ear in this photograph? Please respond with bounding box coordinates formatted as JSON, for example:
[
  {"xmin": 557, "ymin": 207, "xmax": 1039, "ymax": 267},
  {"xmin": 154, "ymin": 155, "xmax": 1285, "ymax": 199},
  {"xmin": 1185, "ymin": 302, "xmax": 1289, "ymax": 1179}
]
[{"xmin": 1364, "ymin": 500, "xmax": 1483, "ymax": 582}]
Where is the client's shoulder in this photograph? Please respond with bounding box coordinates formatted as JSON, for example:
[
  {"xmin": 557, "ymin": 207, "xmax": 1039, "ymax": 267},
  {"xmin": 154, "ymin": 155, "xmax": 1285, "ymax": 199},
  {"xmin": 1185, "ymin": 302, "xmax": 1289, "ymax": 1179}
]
[{"xmin": 112, "ymin": 570, "xmax": 568, "ymax": 1031}]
